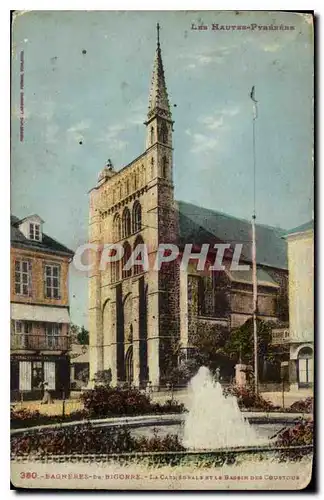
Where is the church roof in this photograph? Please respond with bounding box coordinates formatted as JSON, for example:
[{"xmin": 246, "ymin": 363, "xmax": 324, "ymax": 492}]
[
  {"xmin": 284, "ymin": 219, "xmax": 314, "ymax": 237},
  {"xmin": 11, "ymin": 215, "xmax": 74, "ymax": 257},
  {"xmin": 227, "ymin": 268, "xmax": 280, "ymax": 288},
  {"xmin": 147, "ymin": 23, "xmax": 171, "ymax": 121},
  {"xmin": 177, "ymin": 201, "xmax": 287, "ymax": 270}
]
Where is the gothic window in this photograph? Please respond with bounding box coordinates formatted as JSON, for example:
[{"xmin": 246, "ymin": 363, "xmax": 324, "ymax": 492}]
[
  {"xmin": 150, "ymin": 126, "xmax": 154, "ymax": 145},
  {"xmin": 162, "ymin": 156, "xmax": 168, "ymax": 178},
  {"xmin": 132, "ymin": 201, "xmax": 142, "ymax": 233},
  {"xmin": 198, "ymin": 272, "xmax": 228, "ymax": 318},
  {"xmin": 113, "ymin": 213, "xmax": 121, "ymax": 241},
  {"xmin": 160, "ymin": 122, "xmax": 168, "ymax": 144},
  {"xmin": 122, "ymin": 207, "xmax": 131, "ymax": 239},
  {"xmin": 141, "ymin": 165, "xmax": 146, "ymax": 186},
  {"xmin": 133, "ymin": 236, "xmax": 145, "ymax": 276},
  {"xmin": 111, "ymin": 259, "xmax": 120, "ymax": 283},
  {"xmin": 122, "ymin": 242, "xmax": 132, "ymax": 279}
]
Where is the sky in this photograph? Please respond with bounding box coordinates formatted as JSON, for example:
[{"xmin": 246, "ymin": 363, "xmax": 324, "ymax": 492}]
[{"xmin": 11, "ymin": 11, "xmax": 314, "ymax": 327}]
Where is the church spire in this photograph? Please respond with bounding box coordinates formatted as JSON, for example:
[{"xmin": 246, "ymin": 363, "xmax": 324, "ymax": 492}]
[{"xmin": 147, "ymin": 23, "xmax": 172, "ymax": 122}]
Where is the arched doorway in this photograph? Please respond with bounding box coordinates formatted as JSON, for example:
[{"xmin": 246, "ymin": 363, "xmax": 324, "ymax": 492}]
[
  {"xmin": 298, "ymin": 346, "xmax": 313, "ymax": 388},
  {"xmin": 125, "ymin": 346, "xmax": 133, "ymax": 384}
]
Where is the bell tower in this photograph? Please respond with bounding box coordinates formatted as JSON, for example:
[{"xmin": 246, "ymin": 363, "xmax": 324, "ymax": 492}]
[
  {"xmin": 145, "ymin": 23, "xmax": 174, "ymax": 182},
  {"xmin": 143, "ymin": 24, "xmax": 180, "ymax": 386}
]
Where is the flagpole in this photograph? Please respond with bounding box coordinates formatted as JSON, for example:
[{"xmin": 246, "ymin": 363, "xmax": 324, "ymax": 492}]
[{"xmin": 251, "ymin": 87, "xmax": 258, "ymax": 396}]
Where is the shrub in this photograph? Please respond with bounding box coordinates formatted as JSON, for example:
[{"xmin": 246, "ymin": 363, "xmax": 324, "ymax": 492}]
[
  {"xmin": 80, "ymin": 386, "xmax": 152, "ymax": 417},
  {"xmin": 223, "ymin": 385, "xmax": 276, "ymax": 411},
  {"xmin": 11, "ymin": 425, "xmax": 184, "ymax": 456},
  {"xmin": 92, "ymin": 369, "xmax": 112, "ymax": 386},
  {"xmin": 11, "ymin": 408, "xmax": 41, "ymax": 428},
  {"xmin": 289, "ymin": 397, "xmax": 313, "ymax": 414},
  {"xmin": 11, "ymin": 388, "xmax": 186, "ymax": 430},
  {"xmin": 276, "ymin": 419, "xmax": 313, "ymax": 459},
  {"xmin": 10, "ymin": 407, "xmax": 89, "ymax": 429},
  {"xmin": 153, "ymin": 399, "xmax": 186, "ymax": 414}
]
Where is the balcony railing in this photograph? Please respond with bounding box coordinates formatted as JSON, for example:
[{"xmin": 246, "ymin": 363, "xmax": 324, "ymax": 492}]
[{"xmin": 11, "ymin": 334, "xmax": 70, "ymax": 351}]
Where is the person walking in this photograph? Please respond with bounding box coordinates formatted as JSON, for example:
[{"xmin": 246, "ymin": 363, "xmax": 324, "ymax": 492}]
[{"xmin": 39, "ymin": 381, "xmax": 53, "ymax": 404}]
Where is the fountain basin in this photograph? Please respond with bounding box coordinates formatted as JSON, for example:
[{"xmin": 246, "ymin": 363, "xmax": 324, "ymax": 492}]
[{"xmin": 10, "ymin": 411, "xmax": 311, "ymax": 436}]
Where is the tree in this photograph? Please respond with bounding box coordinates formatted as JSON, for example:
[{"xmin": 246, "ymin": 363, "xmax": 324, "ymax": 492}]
[
  {"xmin": 167, "ymin": 358, "xmax": 199, "ymax": 387},
  {"xmin": 221, "ymin": 318, "xmax": 289, "ymax": 381},
  {"xmin": 222, "ymin": 318, "xmax": 274, "ymax": 364},
  {"xmin": 69, "ymin": 323, "xmax": 81, "ymax": 343},
  {"xmin": 77, "ymin": 326, "xmax": 89, "ymax": 345},
  {"xmin": 92, "ymin": 369, "xmax": 112, "ymax": 386},
  {"xmin": 191, "ymin": 325, "xmax": 232, "ymax": 375}
]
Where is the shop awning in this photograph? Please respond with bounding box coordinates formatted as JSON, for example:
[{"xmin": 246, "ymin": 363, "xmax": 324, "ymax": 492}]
[{"xmin": 11, "ymin": 303, "xmax": 70, "ymax": 323}]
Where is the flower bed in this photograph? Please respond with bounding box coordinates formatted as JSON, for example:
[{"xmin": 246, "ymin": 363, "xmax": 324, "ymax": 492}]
[
  {"xmin": 223, "ymin": 385, "xmax": 277, "ymax": 411},
  {"xmin": 11, "ymin": 424, "xmax": 184, "ymax": 456},
  {"xmin": 289, "ymin": 397, "xmax": 313, "ymax": 414},
  {"xmin": 10, "ymin": 407, "xmax": 89, "ymax": 429},
  {"xmin": 11, "ymin": 388, "xmax": 185, "ymax": 429},
  {"xmin": 80, "ymin": 386, "xmax": 185, "ymax": 417},
  {"xmin": 276, "ymin": 419, "xmax": 313, "ymax": 459}
]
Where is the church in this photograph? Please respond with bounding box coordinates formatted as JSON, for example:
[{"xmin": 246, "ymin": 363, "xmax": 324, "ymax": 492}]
[{"xmin": 88, "ymin": 25, "xmax": 288, "ymax": 388}]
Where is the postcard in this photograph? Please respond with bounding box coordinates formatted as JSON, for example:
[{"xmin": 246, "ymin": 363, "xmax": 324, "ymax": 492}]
[{"xmin": 11, "ymin": 10, "xmax": 314, "ymax": 490}]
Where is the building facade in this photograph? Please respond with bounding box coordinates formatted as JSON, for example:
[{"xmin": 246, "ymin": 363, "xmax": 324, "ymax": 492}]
[
  {"xmin": 285, "ymin": 221, "xmax": 314, "ymax": 389},
  {"xmin": 89, "ymin": 27, "xmax": 288, "ymax": 388},
  {"xmin": 11, "ymin": 214, "xmax": 74, "ymax": 400}
]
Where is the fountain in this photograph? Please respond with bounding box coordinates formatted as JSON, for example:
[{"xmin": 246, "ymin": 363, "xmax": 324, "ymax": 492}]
[{"xmin": 182, "ymin": 366, "xmax": 268, "ymax": 450}]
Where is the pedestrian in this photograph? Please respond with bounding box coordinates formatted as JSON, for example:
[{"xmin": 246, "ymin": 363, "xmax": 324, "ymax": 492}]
[{"xmin": 39, "ymin": 381, "xmax": 53, "ymax": 404}]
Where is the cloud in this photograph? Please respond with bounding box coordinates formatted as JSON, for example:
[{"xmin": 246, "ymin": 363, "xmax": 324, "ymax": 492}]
[
  {"xmin": 198, "ymin": 106, "xmax": 240, "ymax": 130},
  {"xmin": 199, "ymin": 115, "xmax": 224, "ymax": 131},
  {"xmin": 67, "ymin": 120, "xmax": 91, "ymax": 133},
  {"xmin": 128, "ymin": 114, "xmax": 144, "ymax": 126},
  {"xmin": 186, "ymin": 129, "xmax": 218, "ymax": 154},
  {"xmin": 67, "ymin": 120, "xmax": 91, "ymax": 142},
  {"xmin": 95, "ymin": 101, "xmax": 146, "ymax": 150},
  {"xmin": 187, "ymin": 105, "xmax": 240, "ymax": 153},
  {"xmin": 179, "ymin": 45, "xmax": 235, "ymax": 71},
  {"xmin": 95, "ymin": 124, "xmax": 128, "ymax": 151}
]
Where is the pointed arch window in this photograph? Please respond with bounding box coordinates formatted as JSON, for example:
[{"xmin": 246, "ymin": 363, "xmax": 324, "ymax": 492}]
[
  {"xmin": 141, "ymin": 165, "xmax": 146, "ymax": 186},
  {"xmin": 160, "ymin": 122, "xmax": 168, "ymax": 144},
  {"xmin": 113, "ymin": 213, "xmax": 121, "ymax": 241},
  {"xmin": 122, "ymin": 241, "xmax": 132, "ymax": 279},
  {"xmin": 132, "ymin": 201, "xmax": 142, "ymax": 233},
  {"xmin": 110, "ymin": 249, "xmax": 120, "ymax": 283},
  {"xmin": 133, "ymin": 236, "xmax": 145, "ymax": 276},
  {"xmin": 122, "ymin": 207, "xmax": 131, "ymax": 239},
  {"xmin": 162, "ymin": 156, "xmax": 168, "ymax": 178},
  {"xmin": 119, "ymin": 183, "xmax": 122, "ymax": 200}
]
